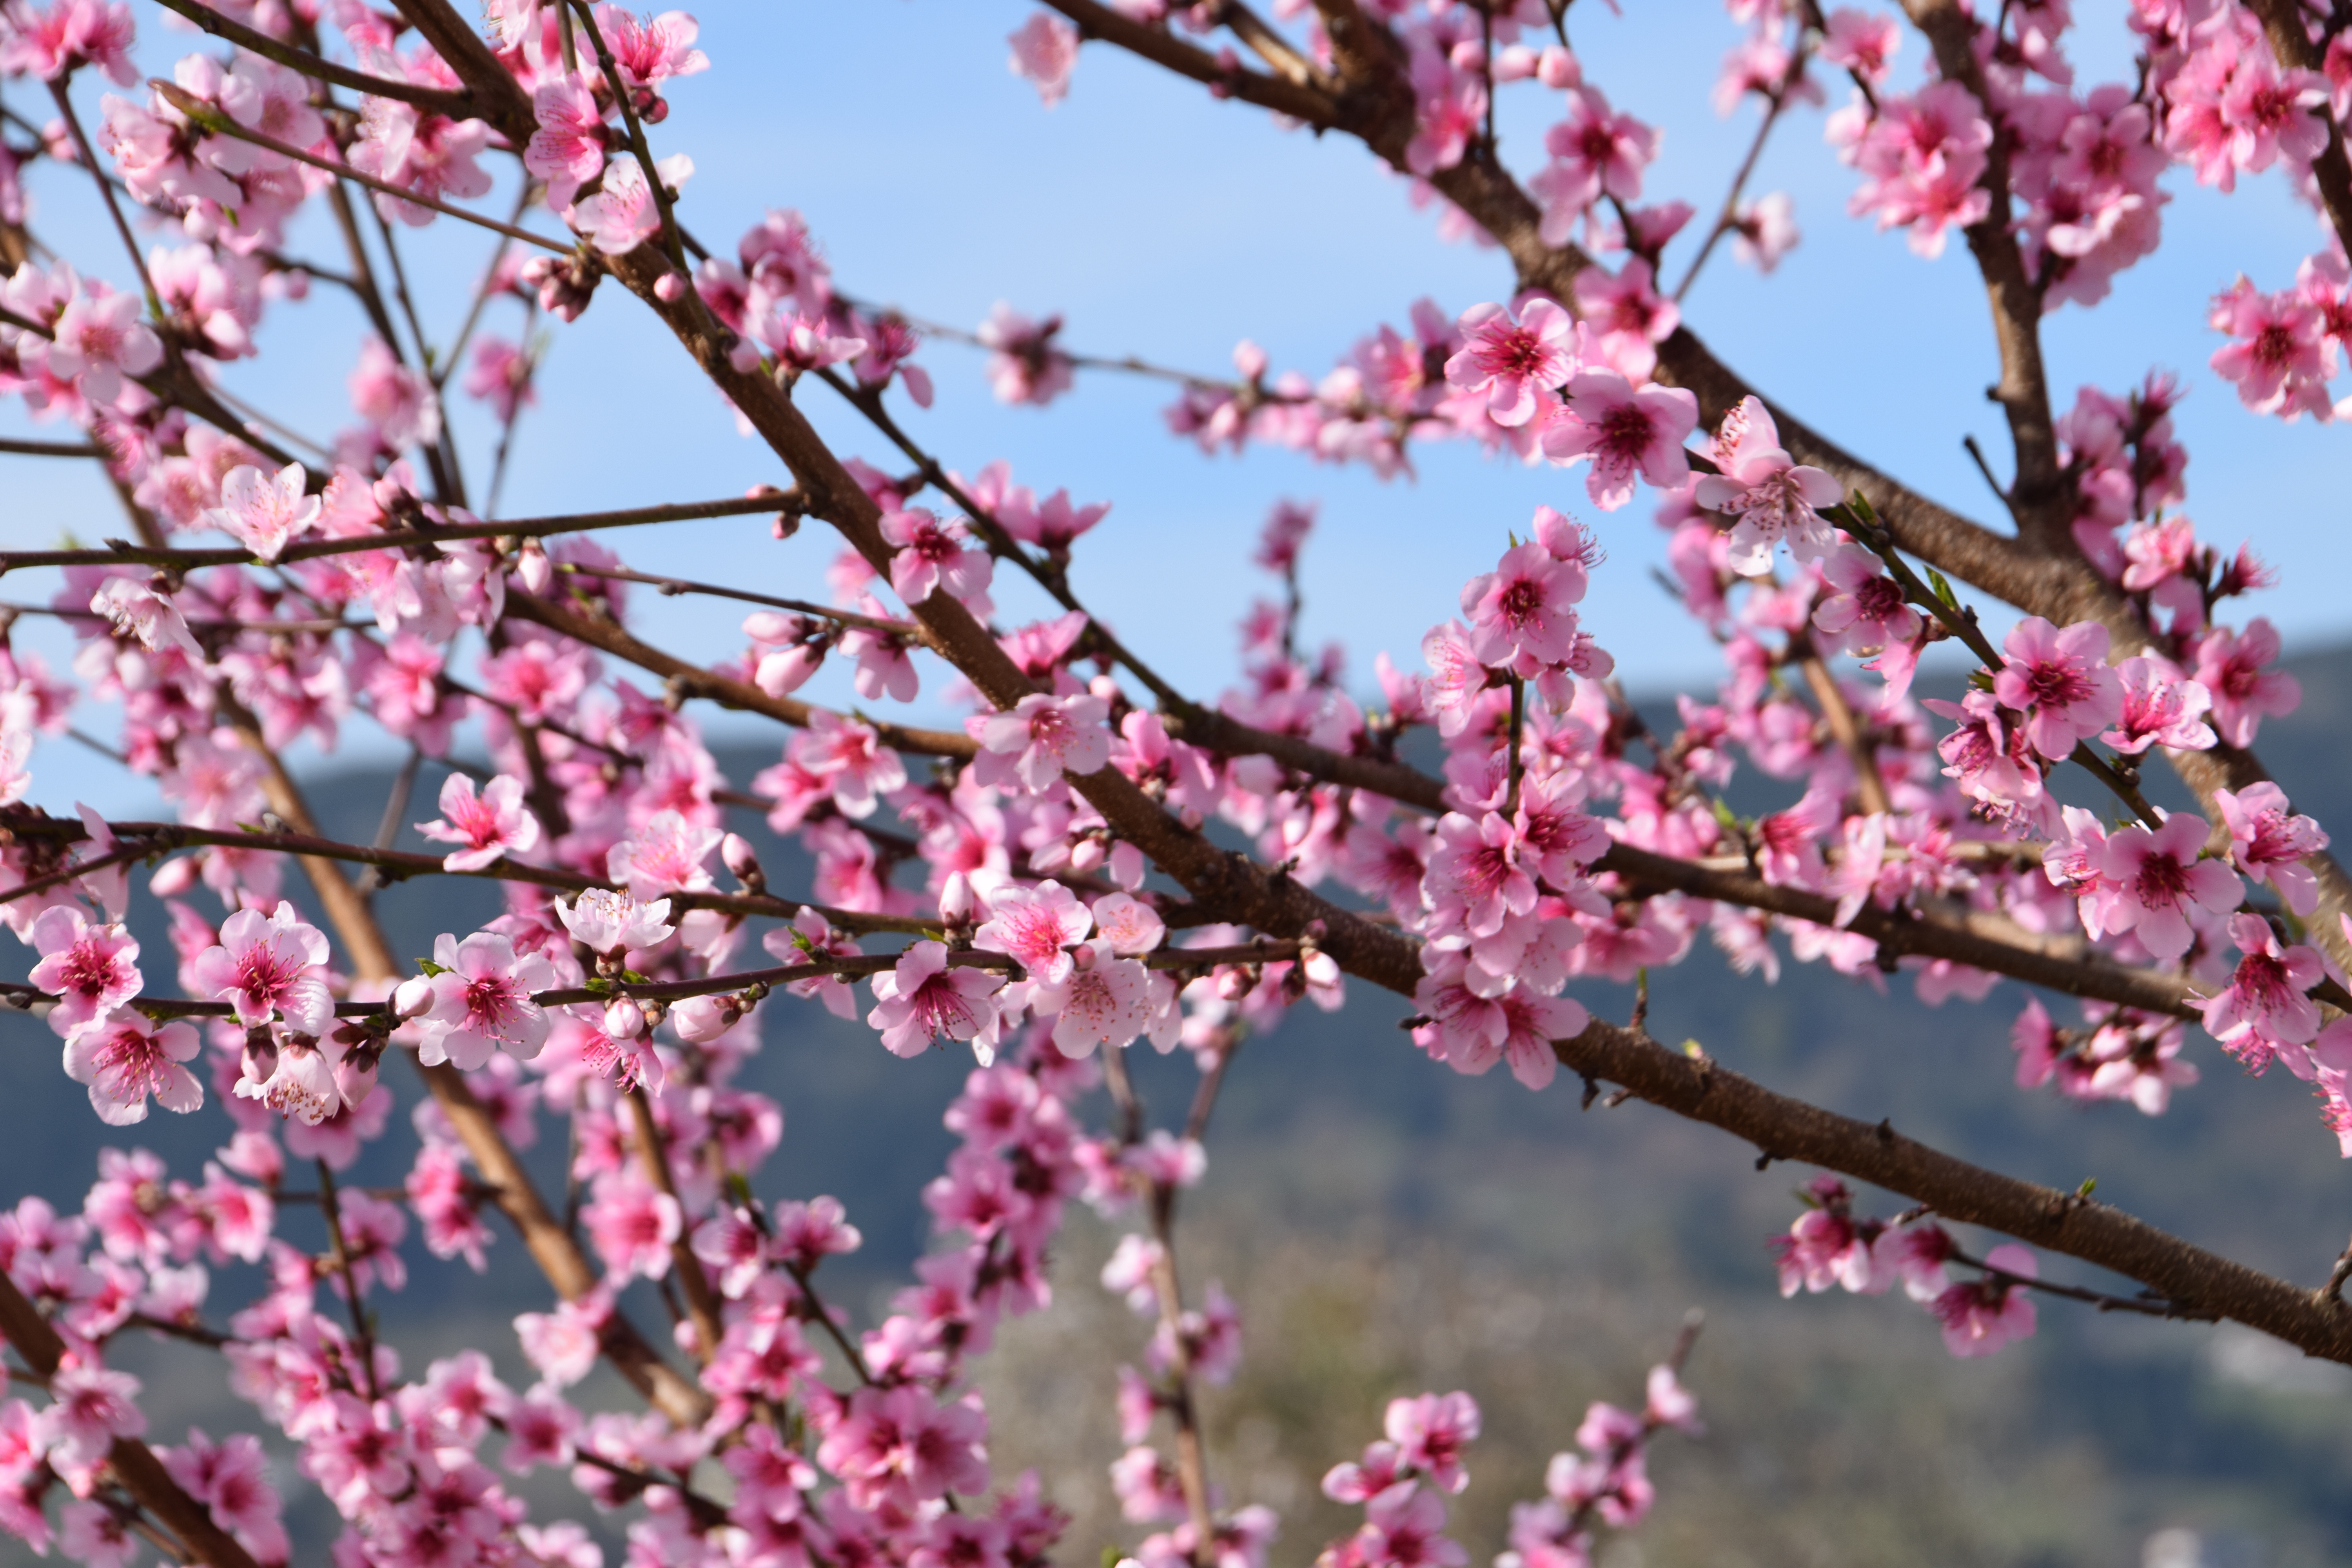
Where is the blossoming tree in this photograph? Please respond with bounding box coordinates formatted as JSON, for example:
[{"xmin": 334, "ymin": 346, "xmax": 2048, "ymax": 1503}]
[{"xmin": 0, "ymin": 0, "xmax": 2347, "ymax": 1562}]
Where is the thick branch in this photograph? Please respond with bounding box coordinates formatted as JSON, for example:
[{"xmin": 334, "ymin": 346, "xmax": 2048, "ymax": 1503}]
[{"xmin": 151, "ymin": 0, "xmax": 480, "ymax": 118}]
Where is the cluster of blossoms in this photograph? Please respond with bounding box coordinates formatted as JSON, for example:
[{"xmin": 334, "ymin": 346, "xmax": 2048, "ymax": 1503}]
[
  {"xmin": 1771, "ymin": 1177, "xmax": 2041, "ymax": 1358},
  {"xmin": 3, "ymin": 0, "xmax": 2352, "ymax": 1558}
]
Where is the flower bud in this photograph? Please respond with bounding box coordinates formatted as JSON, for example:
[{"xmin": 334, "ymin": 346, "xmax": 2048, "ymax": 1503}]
[
  {"xmin": 1537, "ymin": 44, "xmax": 1580, "ymax": 88},
  {"xmin": 604, "ymin": 997, "xmax": 644, "ymax": 1040},
  {"xmin": 392, "ymin": 975, "xmax": 434, "ymax": 1020},
  {"xmin": 939, "ymin": 871, "xmax": 977, "ymax": 925},
  {"xmin": 515, "ymin": 539, "xmax": 553, "ymax": 594},
  {"xmin": 334, "ymin": 1053, "xmax": 379, "ymax": 1112},
  {"xmin": 670, "ymin": 993, "xmax": 738, "ymax": 1044},
  {"xmin": 654, "ymin": 270, "xmax": 688, "ymax": 303},
  {"xmin": 722, "ymin": 833, "xmax": 764, "ymax": 891}
]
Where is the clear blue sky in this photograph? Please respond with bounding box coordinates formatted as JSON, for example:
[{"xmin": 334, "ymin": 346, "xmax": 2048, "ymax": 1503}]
[{"xmin": 7, "ymin": 0, "xmax": 2347, "ymax": 815}]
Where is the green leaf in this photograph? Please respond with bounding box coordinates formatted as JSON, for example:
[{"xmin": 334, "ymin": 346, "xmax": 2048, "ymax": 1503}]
[
  {"xmin": 1967, "ymin": 668, "xmax": 1995, "ymax": 692},
  {"xmin": 582, "ymin": 975, "xmax": 617, "ymax": 995},
  {"xmin": 414, "ymin": 957, "xmax": 448, "ymax": 977},
  {"xmin": 620, "ymin": 969, "xmax": 652, "ymax": 985},
  {"xmin": 1925, "ymin": 566, "xmax": 1959, "ymax": 610},
  {"xmin": 2076, "ymin": 1177, "xmax": 2098, "ymax": 1199}
]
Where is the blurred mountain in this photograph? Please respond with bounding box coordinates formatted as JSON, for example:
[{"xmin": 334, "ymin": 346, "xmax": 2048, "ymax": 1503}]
[{"xmin": 7, "ymin": 647, "xmax": 2352, "ymax": 1565}]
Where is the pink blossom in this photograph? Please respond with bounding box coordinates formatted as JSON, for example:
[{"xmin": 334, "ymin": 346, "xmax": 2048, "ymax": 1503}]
[
  {"xmin": 61, "ymin": 1011, "xmax": 201, "ymax": 1125},
  {"xmin": 868, "ymin": 941, "xmax": 1006, "ymax": 1059},
  {"xmin": 2214, "ymin": 782, "xmax": 2328, "ymax": 916},
  {"xmin": 416, "ymin": 772, "xmax": 541, "ymax": 871},
  {"xmin": 973, "ymin": 881, "xmax": 1094, "ymax": 984},
  {"xmin": 1990, "ymin": 617, "xmax": 2122, "ymax": 760},
  {"xmin": 606, "ymin": 808, "xmax": 721, "ymax": 895},
  {"xmin": 882, "ymin": 507, "xmax": 993, "ymax": 606},
  {"xmin": 159, "ymin": 1427, "xmax": 287, "ymax": 1565},
  {"xmin": 515, "ymin": 1294, "xmax": 608, "ymax": 1388},
  {"xmin": 2208, "ymin": 278, "xmax": 2334, "ymax": 419},
  {"xmin": 1693, "ymin": 397, "xmax": 1842, "ymax": 573},
  {"xmin": 88, "ymin": 576, "xmax": 205, "ymax": 665},
  {"xmin": 1009, "ymin": 12, "xmax": 1080, "ymax": 106},
  {"xmin": 1532, "ymin": 87, "xmax": 1658, "ymax": 241},
  {"xmin": 38, "ymin": 1362, "xmax": 145, "ymax": 1470},
  {"xmin": 1929, "ymin": 1245, "xmax": 2038, "ymax": 1357},
  {"xmin": 1541, "ymin": 370, "xmax": 1698, "ymax": 511},
  {"xmin": 799, "ymin": 710, "xmax": 908, "ymax": 818},
  {"xmin": 201, "ymin": 461, "xmax": 318, "ymax": 562},
  {"xmin": 408, "ymin": 932, "xmax": 555, "ymax": 1070},
  {"xmin": 998, "ymin": 487, "xmax": 1109, "ymax": 555},
  {"xmin": 47, "ymin": 282, "xmax": 161, "ymax": 406},
  {"xmin": 1730, "ymin": 190, "xmax": 1801, "ymax": 273},
  {"xmin": 187, "ymin": 900, "xmax": 333, "ymax": 1034},
  {"xmin": 2102, "ymin": 654, "xmax": 2215, "ymax": 754},
  {"xmin": 2201, "ymin": 913, "xmax": 2325, "ymax": 1071},
  {"xmin": 1033, "ymin": 953, "xmax": 1153, "ymax": 1057},
  {"xmin": 1811, "ymin": 545, "xmax": 1920, "ymax": 655},
  {"xmin": 581, "ymin": 1171, "xmax": 681, "ymax": 1280},
  {"xmin": 1461, "ymin": 540, "xmax": 1588, "ymax": 668},
  {"xmin": 2087, "ymin": 811, "xmax": 2242, "ymax": 961},
  {"xmin": 970, "ymin": 692, "xmax": 1113, "ymax": 791},
  {"xmin": 573, "ymin": 152, "xmax": 693, "ymax": 256},
  {"xmin": 26, "ymin": 905, "xmax": 141, "ymax": 1036},
  {"xmin": 976, "ymin": 303, "xmax": 1073, "ymax": 405},
  {"xmin": 593, "ymin": 4, "xmax": 710, "ymax": 90},
  {"xmin": 554, "ymin": 887, "xmax": 676, "ymax": 957},
  {"xmin": 1572, "ymin": 258, "xmax": 1677, "ymax": 382},
  {"xmin": 1443, "ymin": 299, "xmax": 1577, "ymax": 427},
  {"xmin": 524, "ymin": 76, "xmax": 608, "ymax": 193},
  {"xmin": 2190, "ymin": 618, "xmax": 2300, "ymax": 747},
  {"xmin": 1387, "ymin": 1391, "xmax": 1480, "ymax": 1494}
]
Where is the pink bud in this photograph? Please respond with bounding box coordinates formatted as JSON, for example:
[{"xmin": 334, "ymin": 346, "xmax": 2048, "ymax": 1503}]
[
  {"xmin": 392, "ymin": 976, "xmax": 434, "ymax": 1019},
  {"xmin": 727, "ymin": 338, "xmax": 763, "ymax": 374},
  {"xmin": 1538, "ymin": 45, "xmax": 1581, "ymax": 88},
  {"xmin": 654, "ymin": 271, "xmax": 687, "ymax": 303},
  {"xmin": 1233, "ymin": 339, "xmax": 1269, "ymax": 381},
  {"xmin": 149, "ymin": 857, "xmax": 197, "ymax": 897},
  {"xmin": 722, "ymin": 833, "xmax": 760, "ymax": 880},
  {"xmin": 1071, "ymin": 942, "xmax": 1101, "ymax": 972},
  {"xmin": 1214, "ymin": 966, "xmax": 1252, "ymax": 1001},
  {"xmin": 1068, "ymin": 835, "xmax": 1105, "ymax": 873},
  {"xmin": 334, "ymin": 1054, "xmax": 379, "ymax": 1111},
  {"xmin": 1108, "ymin": 841, "xmax": 1146, "ymax": 890},
  {"xmin": 605, "ymin": 998, "xmax": 645, "ymax": 1040},
  {"xmin": 516, "ymin": 539, "xmax": 552, "ymax": 594},
  {"xmin": 940, "ymin": 871, "xmax": 977, "ymax": 924},
  {"xmin": 670, "ymin": 993, "xmax": 737, "ymax": 1044}
]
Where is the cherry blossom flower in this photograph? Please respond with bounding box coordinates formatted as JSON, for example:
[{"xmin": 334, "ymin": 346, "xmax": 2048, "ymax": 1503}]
[
  {"xmin": 1811, "ymin": 545, "xmax": 1919, "ymax": 655},
  {"xmin": 572, "ymin": 152, "xmax": 693, "ymax": 255},
  {"xmin": 868, "ymin": 941, "xmax": 1006, "ymax": 1059},
  {"xmin": 2086, "ymin": 812, "xmax": 2242, "ymax": 961},
  {"xmin": 1461, "ymin": 539, "xmax": 1588, "ymax": 668},
  {"xmin": 61, "ymin": 1011, "xmax": 201, "ymax": 1125},
  {"xmin": 1929, "ymin": 1245, "xmax": 2038, "ymax": 1357},
  {"xmin": 2208, "ymin": 278, "xmax": 2334, "ymax": 419},
  {"xmin": 1388, "ymin": 1390, "xmax": 1481, "ymax": 1494},
  {"xmin": 1731, "ymin": 191, "xmax": 1801, "ymax": 272},
  {"xmin": 593, "ymin": 4, "xmax": 710, "ymax": 91},
  {"xmin": 405, "ymin": 932, "xmax": 556, "ymax": 1070},
  {"xmin": 2214, "ymin": 782, "xmax": 2328, "ymax": 916},
  {"xmin": 970, "ymin": 692, "xmax": 1113, "ymax": 791},
  {"xmin": 607, "ymin": 808, "xmax": 720, "ymax": 895},
  {"xmin": 38, "ymin": 1362, "xmax": 145, "ymax": 1470},
  {"xmin": 581, "ymin": 1171, "xmax": 681, "ymax": 1281},
  {"xmin": 88, "ymin": 576, "xmax": 205, "ymax": 665},
  {"xmin": 524, "ymin": 76, "xmax": 608, "ymax": 194},
  {"xmin": 882, "ymin": 507, "xmax": 993, "ymax": 606},
  {"xmin": 1009, "ymin": 12, "xmax": 1080, "ymax": 106},
  {"xmin": 1532, "ymin": 87, "xmax": 1657, "ymax": 240},
  {"xmin": 1033, "ymin": 953, "xmax": 1153, "ymax": 1057},
  {"xmin": 799, "ymin": 710, "xmax": 907, "ymax": 818},
  {"xmin": 1991, "ymin": 617, "xmax": 2122, "ymax": 760},
  {"xmin": 976, "ymin": 302, "xmax": 1074, "ymax": 405},
  {"xmin": 159, "ymin": 1428, "xmax": 287, "ymax": 1565},
  {"xmin": 187, "ymin": 901, "xmax": 334, "ymax": 1034},
  {"xmin": 26, "ymin": 906, "xmax": 142, "ymax": 1036},
  {"xmin": 2190, "ymin": 618, "xmax": 2301, "ymax": 747},
  {"xmin": 555, "ymin": 888, "xmax": 677, "ymax": 958},
  {"xmin": 201, "ymin": 461, "xmax": 319, "ymax": 562},
  {"xmin": 973, "ymin": 881, "xmax": 1093, "ymax": 985},
  {"xmin": 1541, "ymin": 371, "xmax": 1698, "ymax": 510},
  {"xmin": 416, "ymin": 772, "xmax": 541, "ymax": 872},
  {"xmin": 2201, "ymin": 913, "xmax": 2325, "ymax": 1072},
  {"xmin": 47, "ymin": 281, "xmax": 161, "ymax": 405},
  {"xmin": 2102, "ymin": 654, "xmax": 2214, "ymax": 754},
  {"xmin": 1694, "ymin": 397, "xmax": 1843, "ymax": 573},
  {"xmin": 1443, "ymin": 299, "xmax": 1578, "ymax": 428}
]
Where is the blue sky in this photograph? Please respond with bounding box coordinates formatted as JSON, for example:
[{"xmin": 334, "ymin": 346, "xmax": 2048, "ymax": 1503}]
[{"xmin": 7, "ymin": 0, "xmax": 2348, "ymax": 817}]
